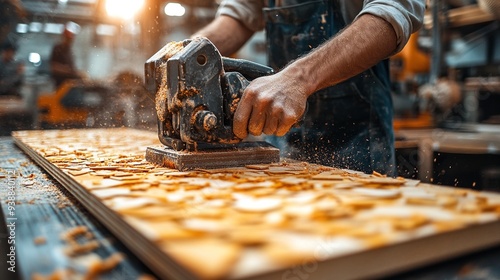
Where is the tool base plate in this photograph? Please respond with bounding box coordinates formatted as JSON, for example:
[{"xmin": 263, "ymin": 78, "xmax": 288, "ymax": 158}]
[{"xmin": 145, "ymin": 142, "xmax": 280, "ymax": 170}]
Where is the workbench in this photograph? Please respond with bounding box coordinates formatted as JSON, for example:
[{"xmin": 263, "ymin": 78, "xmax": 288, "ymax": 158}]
[
  {"xmin": 2, "ymin": 134, "xmax": 500, "ymax": 280},
  {"xmin": 0, "ymin": 137, "xmax": 153, "ymax": 280},
  {"xmin": 0, "ymin": 97, "xmax": 34, "ymax": 136}
]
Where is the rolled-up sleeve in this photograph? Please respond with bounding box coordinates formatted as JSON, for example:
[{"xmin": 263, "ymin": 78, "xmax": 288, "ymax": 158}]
[
  {"xmin": 358, "ymin": 0, "xmax": 426, "ymax": 53},
  {"xmin": 216, "ymin": 0, "xmax": 265, "ymax": 32}
]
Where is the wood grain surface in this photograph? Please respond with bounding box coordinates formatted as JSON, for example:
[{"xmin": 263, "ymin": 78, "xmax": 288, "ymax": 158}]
[
  {"xmin": 0, "ymin": 137, "xmax": 153, "ymax": 280},
  {"xmin": 11, "ymin": 128, "xmax": 500, "ymax": 280}
]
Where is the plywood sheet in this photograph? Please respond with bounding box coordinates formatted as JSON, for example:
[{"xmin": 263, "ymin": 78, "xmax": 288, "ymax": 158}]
[{"xmin": 12, "ymin": 128, "xmax": 500, "ymax": 280}]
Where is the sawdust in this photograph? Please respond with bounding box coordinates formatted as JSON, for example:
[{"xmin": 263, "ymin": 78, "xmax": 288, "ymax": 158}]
[
  {"xmin": 30, "ymin": 253, "xmax": 125, "ymax": 280},
  {"xmin": 60, "ymin": 225, "xmax": 101, "ymax": 257},
  {"xmin": 229, "ymin": 94, "xmax": 240, "ymax": 115},
  {"xmin": 155, "ymin": 63, "xmax": 168, "ymax": 122},
  {"xmin": 33, "ymin": 236, "xmax": 46, "ymax": 245},
  {"xmin": 179, "ymin": 86, "xmax": 199, "ymax": 99},
  {"xmin": 31, "ymin": 224, "xmax": 124, "ymax": 279},
  {"xmin": 160, "ymin": 41, "xmax": 184, "ymax": 61},
  {"xmin": 85, "ymin": 252, "xmax": 125, "ymax": 279},
  {"xmin": 0, "ymin": 163, "xmax": 71, "ymax": 207},
  {"xmin": 155, "ymin": 41, "xmax": 185, "ymax": 123},
  {"xmin": 32, "ymin": 269, "xmax": 74, "ymax": 280}
]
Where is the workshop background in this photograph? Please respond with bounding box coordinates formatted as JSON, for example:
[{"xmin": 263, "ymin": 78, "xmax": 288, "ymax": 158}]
[
  {"xmin": 1, "ymin": 0, "xmax": 499, "ymax": 189},
  {"xmin": 1, "ymin": 0, "xmax": 500, "ymax": 279}
]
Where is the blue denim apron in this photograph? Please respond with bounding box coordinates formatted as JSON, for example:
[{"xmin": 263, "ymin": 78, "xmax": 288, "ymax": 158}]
[{"xmin": 263, "ymin": 0, "xmax": 396, "ymax": 176}]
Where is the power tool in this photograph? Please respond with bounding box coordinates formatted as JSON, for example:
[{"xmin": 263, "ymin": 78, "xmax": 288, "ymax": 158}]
[{"xmin": 143, "ymin": 37, "xmax": 280, "ymax": 170}]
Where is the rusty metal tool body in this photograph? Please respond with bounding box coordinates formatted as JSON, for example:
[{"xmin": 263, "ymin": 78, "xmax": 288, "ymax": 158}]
[{"xmin": 144, "ymin": 38, "xmax": 280, "ymax": 170}]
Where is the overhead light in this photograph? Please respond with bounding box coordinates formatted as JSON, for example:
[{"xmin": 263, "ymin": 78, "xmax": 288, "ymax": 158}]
[
  {"xmin": 164, "ymin": 3, "xmax": 185, "ymax": 17},
  {"xmin": 44, "ymin": 23, "xmax": 65, "ymax": 34},
  {"xmin": 29, "ymin": 22, "xmax": 43, "ymax": 33},
  {"xmin": 29, "ymin": 53, "xmax": 41, "ymax": 66},
  {"xmin": 65, "ymin": 21, "xmax": 81, "ymax": 34},
  {"xmin": 16, "ymin": 23, "xmax": 28, "ymax": 33},
  {"xmin": 105, "ymin": 0, "xmax": 145, "ymax": 20}
]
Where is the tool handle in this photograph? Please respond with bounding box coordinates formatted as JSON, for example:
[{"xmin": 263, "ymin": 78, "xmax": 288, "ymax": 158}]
[{"xmin": 222, "ymin": 58, "xmax": 274, "ymax": 80}]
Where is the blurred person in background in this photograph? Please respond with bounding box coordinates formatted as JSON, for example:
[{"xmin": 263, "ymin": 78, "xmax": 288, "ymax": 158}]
[
  {"xmin": 0, "ymin": 40, "xmax": 24, "ymax": 97},
  {"xmin": 49, "ymin": 23, "xmax": 82, "ymax": 88},
  {"xmin": 0, "ymin": 0, "xmax": 25, "ymax": 44}
]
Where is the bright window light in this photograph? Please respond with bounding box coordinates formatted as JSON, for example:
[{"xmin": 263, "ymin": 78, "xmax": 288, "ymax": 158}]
[
  {"xmin": 105, "ymin": 0, "xmax": 145, "ymax": 20},
  {"xmin": 164, "ymin": 3, "xmax": 185, "ymax": 17}
]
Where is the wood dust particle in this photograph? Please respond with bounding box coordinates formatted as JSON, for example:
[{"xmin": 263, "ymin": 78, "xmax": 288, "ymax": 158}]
[{"xmin": 34, "ymin": 236, "xmax": 46, "ymax": 245}]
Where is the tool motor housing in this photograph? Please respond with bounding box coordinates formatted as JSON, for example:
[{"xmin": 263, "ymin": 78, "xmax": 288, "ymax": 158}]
[{"xmin": 145, "ymin": 38, "xmax": 273, "ymax": 151}]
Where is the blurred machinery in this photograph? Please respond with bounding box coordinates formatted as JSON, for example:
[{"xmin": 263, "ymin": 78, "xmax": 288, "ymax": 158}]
[
  {"xmin": 395, "ymin": 0, "xmax": 500, "ymax": 189},
  {"xmin": 392, "ymin": 0, "xmax": 500, "ymax": 130},
  {"xmin": 37, "ymin": 72, "xmax": 155, "ymax": 129},
  {"xmin": 391, "ymin": 32, "xmax": 433, "ymax": 130},
  {"xmin": 418, "ymin": 78, "xmax": 462, "ymax": 124},
  {"xmin": 38, "ymin": 79, "xmax": 111, "ymax": 128}
]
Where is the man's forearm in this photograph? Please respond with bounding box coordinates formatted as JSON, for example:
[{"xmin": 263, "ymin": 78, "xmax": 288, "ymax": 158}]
[
  {"xmin": 192, "ymin": 15, "xmax": 255, "ymax": 57},
  {"xmin": 283, "ymin": 14, "xmax": 398, "ymax": 96}
]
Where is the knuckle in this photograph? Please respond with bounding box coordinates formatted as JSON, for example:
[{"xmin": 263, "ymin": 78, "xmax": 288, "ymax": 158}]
[
  {"xmin": 244, "ymin": 86, "xmax": 258, "ymax": 99},
  {"xmin": 282, "ymin": 111, "xmax": 297, "ymax": 125}
]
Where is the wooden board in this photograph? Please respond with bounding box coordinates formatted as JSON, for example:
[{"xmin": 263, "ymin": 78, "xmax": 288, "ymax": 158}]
[
  {"xmin": 12, "ymin": 128, "xmax": 500, "ymax": 280},
  {"xmin": 0, "ymin": 137, "xmax": 153, "ymax": 279}
]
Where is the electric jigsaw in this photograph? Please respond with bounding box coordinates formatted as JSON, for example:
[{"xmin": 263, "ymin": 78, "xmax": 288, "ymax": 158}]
[{"xmin": 144, "ymin": 37, "xmax": 280, "ymax": 170}]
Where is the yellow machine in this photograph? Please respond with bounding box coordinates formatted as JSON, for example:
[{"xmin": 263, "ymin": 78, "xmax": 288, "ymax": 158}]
[
  {"xmin": 38, "ymin": 80, "xmax": 110, "ymax": 127},
  {"xmin": 390, "ymin": 32, "xmax": 433, "ymax": 130},
  {"xmin": 38, "ymin": 74, "xmax": 156, "ymax": 129},
  {"xmin": 391, "ymin": 33, "xmax": 431, "ymax": 81}
]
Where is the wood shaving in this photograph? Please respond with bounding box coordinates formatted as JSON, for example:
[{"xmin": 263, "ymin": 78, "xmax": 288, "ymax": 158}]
[
  {"xmin": 64, "ymin": 240, "xmax": 100, "ymax": 257},
  {"xmin": 60, "ymin": 225, "xmax": 100, "ymax": 257},
  {"xmin": 85, "ymin": 252, "xmax": 125, "ymax": 279}
]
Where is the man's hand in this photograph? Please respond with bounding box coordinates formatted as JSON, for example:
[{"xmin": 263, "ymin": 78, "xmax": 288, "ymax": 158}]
[
  {"xmin": 233, "ymin": 13, "xmax": 399, "ymax": 140},
  {"xmin": 233, "ymin": 71, "xmax": 309, "ymax": 139}
]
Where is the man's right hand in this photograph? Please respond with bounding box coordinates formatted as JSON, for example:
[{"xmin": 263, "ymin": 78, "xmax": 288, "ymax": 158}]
[{"xmin": 233, "ymin": 70, "xmax": 309, "ymax": 139}]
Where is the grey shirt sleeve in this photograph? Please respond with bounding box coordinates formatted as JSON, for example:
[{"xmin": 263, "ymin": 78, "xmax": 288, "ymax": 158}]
[
  {"xmin": 216, "ymin": 0, "xmax": 265, "ymax": 32},
  {"xmin": 216, "ymin": 0, "xmax": 426, "ymax": 53},
  {"xmin": 356, "ymin": 0, "xmax": 426, "ymax": 53}
]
